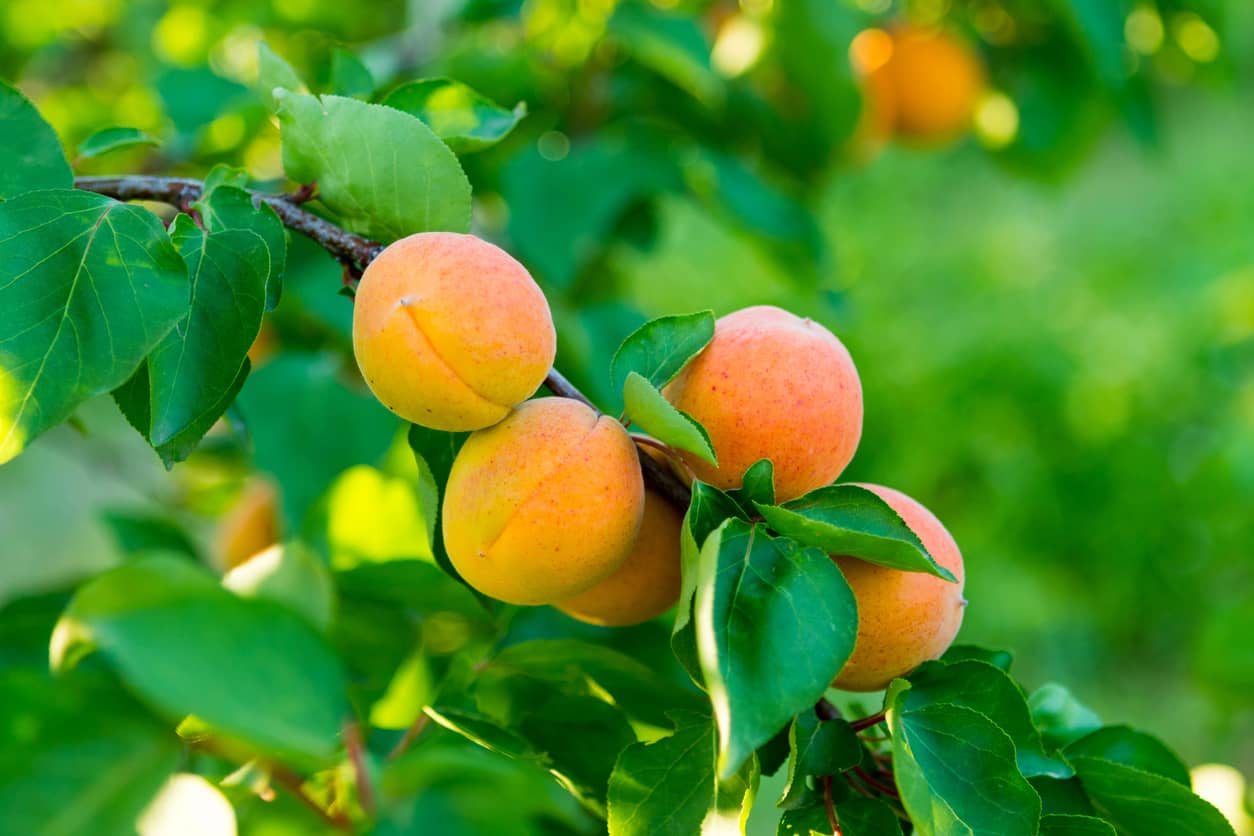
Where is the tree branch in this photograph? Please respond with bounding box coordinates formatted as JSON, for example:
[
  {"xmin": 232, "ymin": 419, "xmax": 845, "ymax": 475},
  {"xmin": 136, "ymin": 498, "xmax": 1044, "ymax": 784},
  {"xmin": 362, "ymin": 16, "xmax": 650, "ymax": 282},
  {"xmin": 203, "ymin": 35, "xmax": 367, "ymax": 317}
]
[{"xmin": 74, "ymin": 174, "xmax": 693, "ymax": 509}]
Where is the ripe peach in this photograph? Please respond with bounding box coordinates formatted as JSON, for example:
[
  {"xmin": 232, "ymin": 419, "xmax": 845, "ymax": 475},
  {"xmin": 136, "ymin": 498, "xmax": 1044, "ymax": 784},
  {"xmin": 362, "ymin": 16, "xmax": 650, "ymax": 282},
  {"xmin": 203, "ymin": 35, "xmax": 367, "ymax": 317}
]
[
  {"xmin": 663, "ymin": 306, "xmax": 862, "ymax": 502},
  {"xmin": 865, "ymin": 24, "xmax": 986, "ymax": 146},
  {"xmin": 555, "ymin": 448, "xmax": 683, "ymax": 626},
  {"xmin": 831, "ymin": 484, "xmax": 966, "ymax": 692},
  {"xmin": 352, "ymin": 232, "xmax": 556, "ymax": 431},
  {"xmin": 215, "ymin": 479, "xmax": 280, "ymax": 570},
  {"xmin": 442, "ymin": 398, "xmax": 645, "ymax": 605}
]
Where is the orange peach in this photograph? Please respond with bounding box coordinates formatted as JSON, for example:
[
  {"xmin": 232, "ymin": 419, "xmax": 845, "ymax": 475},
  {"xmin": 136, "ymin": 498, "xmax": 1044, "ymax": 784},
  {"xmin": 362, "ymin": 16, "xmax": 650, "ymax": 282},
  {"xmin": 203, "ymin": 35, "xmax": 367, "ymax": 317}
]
[
  {"xmin": 832, "ymin": 484, "xmax": 966, "ymax": 691},
  {"xmin": 215, "ymin": 479, "xmax": 281, "ymax": 571},
  {"xmin": 442, "ymin": 398, "xmax": 645, "ymax": 605},
  {"xmin": 352, "ymin": 232, "xmax": 556, "ymax": 431},
  {"xmin": 663, "ymin": 306, "xmax": 862, "ymax": 502},
  {"xmin": 555, "ymin": 448, "xmax": 683, "ymax": 626}
]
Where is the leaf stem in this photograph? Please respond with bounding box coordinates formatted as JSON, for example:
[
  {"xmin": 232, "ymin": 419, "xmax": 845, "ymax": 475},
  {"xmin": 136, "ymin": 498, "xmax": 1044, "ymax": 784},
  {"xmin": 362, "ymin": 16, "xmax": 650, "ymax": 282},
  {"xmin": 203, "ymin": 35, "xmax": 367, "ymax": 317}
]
[
  {"xmin": 387, "ymin": 711, "xmax": 431, "ymax": 761},
  {"xmin": 343, "ymin": 721, "xmax": 376, "ymax": 818},
  {"xmin": 270, "ymin": 765, "xmax": 353, "ymax": 831},
  {"xmin": 821, "ymin": 774, "xmax": 842, "ymax": 836},
  {"xmin": 73, "ymin": 174, "xmax": 693, "ymax": 510},
  {"xmin": 850, "ymin": 711, "xmax": 886, "ymax": 732}
]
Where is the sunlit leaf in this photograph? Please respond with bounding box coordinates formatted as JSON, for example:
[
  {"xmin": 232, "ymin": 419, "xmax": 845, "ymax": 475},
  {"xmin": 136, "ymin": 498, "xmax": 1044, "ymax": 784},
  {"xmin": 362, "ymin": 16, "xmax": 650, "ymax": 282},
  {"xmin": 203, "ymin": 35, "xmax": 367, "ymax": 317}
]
[
  {"xmin": 0, "ymin": 82, "xmax": 71, "ymax": 198},
  {"xmin": 75, "ymin": 127, "xmax": 159, "ymax": 160},
  {"xmin": 610, "ymin": 310, "xmax": 714, "ymax": 393},
  {"xmin": 383, "ymin": 78, "xmax": 526, "ymax": 154},
  {"xmin": 622, "ymin": 372, "xmax": 716, "ymax": 466}
]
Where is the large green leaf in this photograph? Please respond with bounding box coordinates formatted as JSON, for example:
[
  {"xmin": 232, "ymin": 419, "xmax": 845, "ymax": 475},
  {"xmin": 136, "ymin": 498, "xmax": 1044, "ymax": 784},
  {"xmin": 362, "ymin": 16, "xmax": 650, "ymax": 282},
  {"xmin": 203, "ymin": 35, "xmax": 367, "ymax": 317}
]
[
  {"xmin": 906, "ymin": 660, "xmax": 1073, "ymax": 778},
  {"xmin": 695, "ymin": 519, "xmax": 858, "ymax": 778},
  {"xmin": 672, "ymin": 481, "xmax": 742, "ymax": 682},
  {"xmin": 51, "ymin": 556, "xmax": 351, "ymax": 768},
  {"xmin": 607, "ymin": 710, "xmax": 756, "ymax": 836},
  {"xmin": 382, "ymin": 79, "xmax": 526, "ymax": 154},
  {"xmin": 1064, "ymin": 726, "xmax": 1190, "ymax": 786},
  {"xmin": 236, "ymin": 353, "xmax": 398, "ymax": 528},
  {"xmin": 1072, "ymin": 757, "xmax": 1236, "ymax": 836},
  {"xmin": 0, "ymin": 668, "xmax": 179, "ymax": 836},
  {"xmin": 195, "ymin": 181, "xmax": 287, "ymax": 310},
  {"xmin": 275, "ymin": 91, "xmax": 471, "ymax": 241},
  {"xmin": 622, "ymin": 371, "xmax": 716, "ymax": 465},
  {"xmin": 757, "ymin": 485, "xmax": 956, "ymax": 581},
  {"xmin": 1039, "ymin": 814, "xmax": 1118, "ymax": 836},
  {"xmin": 779, "ymin": 709, "xmax": 860, "ymax": 809},
  {"xmin": 0, "ymin": 82, "xmax": 71, "ymax": 198},
  {"xmin": 222, "ymin": 541, "xmax": 335, "ymax": 632},
  {"xmin": 0, "ymin": 190, "xmax": 187, "ymax": 464},
  {"xmin": 887, "ymin": 680, "xmax": 1041, "ymax": 836},
  {"xmin": 610, "ymin": 310, "xmax": 714, "ymax": 393}
]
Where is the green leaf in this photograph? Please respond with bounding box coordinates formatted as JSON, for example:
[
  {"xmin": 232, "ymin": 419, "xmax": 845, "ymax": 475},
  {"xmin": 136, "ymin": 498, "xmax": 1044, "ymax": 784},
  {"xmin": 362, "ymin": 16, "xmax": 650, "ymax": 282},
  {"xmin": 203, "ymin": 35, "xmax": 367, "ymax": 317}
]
[
  {"xmin": 275, "ymin": 91, "xmax": 471, "ymax": 241},
  {"xmin": 100, "ymin": 509, "xmax": 200, "ymax": 560},
  {"xmin": 610, "ymin": 310, "xmax": 715, "ymax": 393},
  {"xmin": 236, "ymin": 353, "xmax": 398, "ymax": 528},
  {"xmin": 0, "ymin": 190, "xmax": 187, "ymax": 465},
  {"xmin": 256, "ymin": 42, "xmax": 306, "ymax": 108},
  {"xmin": 222, "ymin": 542, "xmax": 335, "ymax": 631},
  {"xmin": 1030, "ymin": 683, "xmax": 1103, "ymax": 751},
  {"xmin": 0, "ymin": 668, "xmax": 179, "ymax": 835},
  {"xmin": 887, "ymin": 680, "xmax": 1042, "ymax": 836},
  {"xmin": 777, "ymin": 804, "xmax": 830, "ymax": 836},
  {"xmin": 832, "ymin": 795, "xmax": 907, "ymax": 836},
  {"xmin": 0, "ymin": 82, "xmax": 71, "ymax": 198},
  {"xmin": 75, "ymin": 127, "xmax": 159, "ymax": 160},
  {"xmin": 329, "ymin": 47, "xmax": 373, "ymax": 98},
  {"xmin": 726, "ymin": 459, "xmax": 775, "ymax": 514},
  {"xmin": 382, "ymin": 78, "xmax": 526, "ymax": 154},
  {"xmin": 51, "ymin": 555, "xmax": 351, "ymax": 767},
  {"xmin": 695, "ymin": 520, "xmax": 858, "ymax": 778},
  {"xmin": 779, "ymin": 710, "xmax": 860, "ymax": 808},
  {"xmin": 757, "ymin": 485, "xmax": 957, "ymax": 581},
  {"xmin": 608, "ymin": 3, "xmax": 722, "ymax": 107},
  {"xmin": 1072, "ymin": 756, "xmax": 1237, "ymax": 836},
  {"xmin": 672, "ymin": 481, "xmax": 742, "ymax": 682},
  {"xmin": 906, "ymin": 660, "xmax": 1074, "ymax": 778},
  {"xmin": 942, "ymin": 644, "xmax": 1014, "ymax": 672},
  {"xmin": 1064, "ymin": 726, "xmax": 1191, "ymax": 786},
  {"xmin": 1054, "ymin": 0, "xmax": 1131, "ymax": 89},
  {"xmin": 1039, "ymin": 814, "xmax": 1118, "ymax": 836},
  {"xmin": 1032, "ymin": 776, "xmax": 1098, "ymax": 816},
  {"xmin": 622, "ymin": 371, "xmax": 716, "ymax": 466},
  {"xmin": 195, "ymin": 180, "xmax": 287, "ymax": 310},
  {"xmin": 608, "ymin": 710, "xmax": 754, "ymax": 836}
]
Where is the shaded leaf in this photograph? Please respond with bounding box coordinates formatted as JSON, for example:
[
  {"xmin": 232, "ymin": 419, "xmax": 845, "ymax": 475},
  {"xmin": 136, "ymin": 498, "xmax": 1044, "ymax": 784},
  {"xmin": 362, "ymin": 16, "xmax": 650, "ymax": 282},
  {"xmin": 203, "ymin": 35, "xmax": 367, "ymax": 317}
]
[
  {"xmin": 276, "ymin": 91, "xmax": 471, "ymax": 241},
  {"xmin": 758, "ymin": 484, "xmax": 956, "ymax": 580},
  {"xmin": 779, "ymin": 709, "xmax": 860, "ymax": 809},
  {"xmin": 727, "ymin": 459, "xmax": 775, "ymax": 515},
  {"xmin": 0, "ymin": 82, "xmax": 71, "ymax": 198},
  {"xmin": 329, "ymin": 48, "xmax": 373, "ymax": 99},
  {"xmin": 608, "ymin": 3, "xmax": 722, "ymax": 106},
  {"xmin": 942, "ymin": 644, "xmax": 1014, "ymax": 672},
  {"xmin": 0, "ymin": 190, "xmax": 187, "ymax": 464},
  {"xmin": 75, "ymin": 127, "xmax": 159, "ymax": 160},
  {"xmin": 383, "ymin": 78, "xmax": 526, "ymax": 154},
  {"xmin": 1072, "ymin": 756, "xmax": 1236, "ymax": 836},
  {"xmin": 1064, "ymin": 726, "xmax": 1190, "ymax": 786},
  {"xmin": 1030, "ymin": 683, "xmax": 1103, "ymax": 751},
  {"xmin": 1039, "ymin": 814, "xmax": 1118, "ymax": 836}
]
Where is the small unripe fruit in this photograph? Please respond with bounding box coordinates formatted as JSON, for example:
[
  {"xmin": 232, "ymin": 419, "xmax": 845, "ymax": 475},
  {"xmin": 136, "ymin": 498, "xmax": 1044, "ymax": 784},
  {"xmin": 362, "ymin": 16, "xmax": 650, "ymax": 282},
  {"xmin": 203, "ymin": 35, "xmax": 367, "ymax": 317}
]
[
  {"xmin": 556, "ymin": 448, "xmax": 683, "ymax": 626},
  {"xmin": 352, "ymin": 232, "xmax": 556, "ymax": 431},
  {"xmin": 862, "ymin": 24, "xmax": 985, "ymax": 146},
  {"xmin": 215, "ymin": 479, "xmax": 280, "ymax": 571},
  {"xmin": 442, "ymin": 398, "xmax": 645, "ymax": 605},
  {"xmin": 664, "ymin": 306, "xmax": 863, "ymax": 502},
  {"xmin": 831, "ymin": 484, "xmax": 966, "ymax": 692}
]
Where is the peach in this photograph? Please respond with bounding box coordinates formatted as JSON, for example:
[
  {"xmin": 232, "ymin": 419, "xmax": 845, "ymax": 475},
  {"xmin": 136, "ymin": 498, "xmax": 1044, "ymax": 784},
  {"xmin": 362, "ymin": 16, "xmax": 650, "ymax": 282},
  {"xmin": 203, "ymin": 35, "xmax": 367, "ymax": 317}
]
[
  {"xmin": 868, "ymin": 24, "xmax": 985, "ymax": 146},
  {"xmin": 352, "ymin": 232, "xmax": 556, "ymax": 431},
  {"xmin": 442, "ymin": 398, "xmax": 645, "ymax": 605},
  {"xmin": 555, "ymin": 448, "xmax": 683, "ymax": 626},
  {"xmin": 663, "ymin": 306, "xmax": 862, "ymax": 502},
  {"xmin": 215, "ymin": 479, "xmax": 280, "ymax": 570},
  {"xmin": 831, "ymin": 484, "xmax": 966, "ymax": 692}
]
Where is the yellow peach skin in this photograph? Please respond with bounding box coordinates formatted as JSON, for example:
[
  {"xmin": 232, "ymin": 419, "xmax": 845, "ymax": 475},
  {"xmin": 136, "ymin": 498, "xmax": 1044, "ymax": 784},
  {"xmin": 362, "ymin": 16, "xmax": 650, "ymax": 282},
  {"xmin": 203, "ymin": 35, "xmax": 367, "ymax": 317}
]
[
  {"xmin": 215, "ymin": 479, "xmax": 281, "ymax": 571},
  {"xmin": 832, "ymin": 484, "xmax": 966, "ymax": 692},
  {"xmin": 556, "ymin": 448, "xmax": 683, "ymax": 626},
  {"xmin": 442, "ymin": 398, "xmax": 645, "ymax": 605},
  {"xmin": 352, "ymin": 232, "xmax": 556, "ymax": 431},
  {"xmin": 868, "ymin": 24, "xmax": 986, "ymax": 146},
  {"xmin": 664, "ymin": 306, "xmax": 863, "ymax": 502}
]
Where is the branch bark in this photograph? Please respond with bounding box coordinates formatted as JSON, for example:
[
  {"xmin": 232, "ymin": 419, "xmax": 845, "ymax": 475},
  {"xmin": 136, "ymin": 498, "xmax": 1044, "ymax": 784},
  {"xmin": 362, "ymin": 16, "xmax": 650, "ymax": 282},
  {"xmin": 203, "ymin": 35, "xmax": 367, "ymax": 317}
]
[{"xmin": 75, "ymin": 175, "xmax": 693, "ymax": 509}]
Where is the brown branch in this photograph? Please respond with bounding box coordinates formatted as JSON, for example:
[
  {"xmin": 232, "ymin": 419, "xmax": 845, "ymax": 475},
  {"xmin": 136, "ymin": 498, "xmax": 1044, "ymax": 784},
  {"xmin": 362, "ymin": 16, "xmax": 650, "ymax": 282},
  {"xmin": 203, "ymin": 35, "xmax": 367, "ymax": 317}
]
[
  {"xmin": 74, "ymin": 174, "xmax": 693, "ymax": 511},
  {"xmin": 850, "ymin": 711, "xmax": 886, "ymax": 732},
  {"xmin": 387, "ymin": 711, "xmax": 431, "ymax": 762}
]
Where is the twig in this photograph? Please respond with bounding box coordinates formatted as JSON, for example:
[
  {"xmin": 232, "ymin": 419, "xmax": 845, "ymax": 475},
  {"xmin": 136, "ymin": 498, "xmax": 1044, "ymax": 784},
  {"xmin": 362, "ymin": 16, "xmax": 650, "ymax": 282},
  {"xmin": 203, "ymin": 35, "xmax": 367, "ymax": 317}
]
[
  {"xmin": 854, "ymin": 765, "xmax": 899, "ymax": 798},
  {"xmin": 850, "ymin": 711, "xmax": 886, "ymax": 732},
  {"xmin": 821, "ymin": 775, "xmax": 842, "ymax": 836},
  {"xmin": 73, "ymin": 174, "xmax": 693, "ymax": 513},
  {"xmin": 387, "ymin": 711, "xmax": 431, "ymax": 761},
  {"xmin": 343, "ymin": 721, "xmax": 376, "ymax": 817},
  {"xmin": 270, "ymin": 765, "xmax": 353, "ymax": 831}
]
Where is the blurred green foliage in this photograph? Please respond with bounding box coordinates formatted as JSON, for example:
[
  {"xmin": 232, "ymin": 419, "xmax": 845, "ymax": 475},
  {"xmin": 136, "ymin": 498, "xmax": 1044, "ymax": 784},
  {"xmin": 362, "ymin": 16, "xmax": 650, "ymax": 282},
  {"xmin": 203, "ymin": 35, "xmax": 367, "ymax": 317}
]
[{"xmin": 2, "ymin": 0, "xmax": 1253, "ymax": 832}]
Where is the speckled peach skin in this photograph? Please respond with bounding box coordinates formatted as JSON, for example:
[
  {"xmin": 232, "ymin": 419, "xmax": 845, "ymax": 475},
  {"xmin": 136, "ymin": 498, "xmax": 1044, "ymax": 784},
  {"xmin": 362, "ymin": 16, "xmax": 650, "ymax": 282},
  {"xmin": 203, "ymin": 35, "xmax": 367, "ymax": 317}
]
[
  {"xmin": 442, "ymin": 398, "xmax": 645, "ymax": 605},
  {"xmin": 872, "ymin": 25, "xmax": 985, "ymax": 146},
  {"xmin": 351, "ymin": 232, "xmax": 556, "ymax": 431},
  {"xmin": 832, "ymin": 484, "xmax": 966, "ymax": 692},
  {"xmin": 663, "ymin": 306, "xmax": 863, "ymax": 502},
  {"xmin": 556, "ymin": 448, "xmax": 683, "ymax": 626}
]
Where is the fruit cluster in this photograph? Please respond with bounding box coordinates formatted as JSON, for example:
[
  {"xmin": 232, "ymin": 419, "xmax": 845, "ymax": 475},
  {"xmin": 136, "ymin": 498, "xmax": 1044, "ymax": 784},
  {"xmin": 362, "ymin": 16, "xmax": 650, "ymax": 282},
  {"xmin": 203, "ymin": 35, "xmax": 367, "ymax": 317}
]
[{"xmin": 346, "ymin": 231, "xmax": 966, "ymax": 692}]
